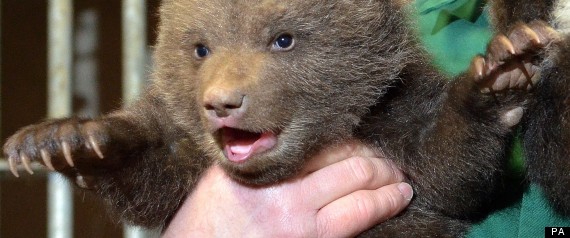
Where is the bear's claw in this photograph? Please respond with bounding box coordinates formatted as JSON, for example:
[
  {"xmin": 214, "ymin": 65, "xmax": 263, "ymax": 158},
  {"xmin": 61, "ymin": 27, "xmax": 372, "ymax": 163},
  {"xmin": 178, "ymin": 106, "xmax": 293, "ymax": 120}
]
[
  {"xmin": 3, "ymin": 118, "xmax": 108, "ymax": 177},
  {"xmin": 472, "ymin": 20, "xmax": 561, "ymax": 94}
]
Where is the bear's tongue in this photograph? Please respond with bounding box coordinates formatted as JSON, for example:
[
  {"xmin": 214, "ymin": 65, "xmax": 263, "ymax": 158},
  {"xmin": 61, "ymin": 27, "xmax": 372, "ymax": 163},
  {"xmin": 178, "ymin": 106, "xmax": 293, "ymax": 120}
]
[{"xmin": 221, "ymin": 128, "xmax": 277, "ymax": 163}]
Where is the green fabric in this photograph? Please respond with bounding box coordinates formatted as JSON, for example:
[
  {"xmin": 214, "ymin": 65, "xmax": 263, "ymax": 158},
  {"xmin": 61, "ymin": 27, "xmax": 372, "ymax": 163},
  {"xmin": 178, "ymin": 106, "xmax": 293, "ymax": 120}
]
[
  {"xmin": 468, "ymin": 185, "xmax": 570, "ymax": 238},
  {"xmin": 415, "ymin": 0, "xmax": 491, "ymax": 75},
  {"xmin": 413, "ymin": 0, "xmax": 570, "ymax": 237}
]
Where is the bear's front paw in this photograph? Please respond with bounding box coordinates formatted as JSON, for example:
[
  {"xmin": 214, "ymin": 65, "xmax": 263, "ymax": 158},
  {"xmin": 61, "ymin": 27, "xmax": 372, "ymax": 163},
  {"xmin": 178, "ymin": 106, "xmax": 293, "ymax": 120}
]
[
  {"xmin": 470, "ymin": 20, "xmax": 561, "ymax": 93},
  {"xmin": 3, "ymin": 118, "xmax": 107, "ymax": 178}
]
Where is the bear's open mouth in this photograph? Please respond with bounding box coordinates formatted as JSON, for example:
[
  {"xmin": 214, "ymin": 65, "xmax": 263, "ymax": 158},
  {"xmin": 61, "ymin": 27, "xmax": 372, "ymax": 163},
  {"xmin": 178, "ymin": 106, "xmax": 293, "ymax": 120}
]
[{"xmin": 220, "ymin": 127, "xmax": 278, "ymax": 163}]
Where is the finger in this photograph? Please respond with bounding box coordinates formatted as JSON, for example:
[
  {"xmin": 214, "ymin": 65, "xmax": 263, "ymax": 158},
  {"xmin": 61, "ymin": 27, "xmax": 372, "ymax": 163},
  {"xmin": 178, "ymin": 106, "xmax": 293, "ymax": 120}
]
[
  {"xmin": 316, "ymin": 182, "xmax": 413, "ymax": 238},
  {"xmin": 302, "ymin": 156, "xmax": 406, "ymax": 208},
  {"xmin": 302, "ymin": 140, "xmax": 378, "ymax": 174}
]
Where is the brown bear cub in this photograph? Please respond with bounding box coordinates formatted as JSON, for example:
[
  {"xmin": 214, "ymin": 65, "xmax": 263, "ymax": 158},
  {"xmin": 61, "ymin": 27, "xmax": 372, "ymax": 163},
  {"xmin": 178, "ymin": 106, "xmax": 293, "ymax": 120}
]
[
  {"xmin": 489, "ymin": 0, "xmax": 570, "ymax": 216},
  {"xmin": 3, "ymin": 0, "xmax": 560, "ymax": 236}
]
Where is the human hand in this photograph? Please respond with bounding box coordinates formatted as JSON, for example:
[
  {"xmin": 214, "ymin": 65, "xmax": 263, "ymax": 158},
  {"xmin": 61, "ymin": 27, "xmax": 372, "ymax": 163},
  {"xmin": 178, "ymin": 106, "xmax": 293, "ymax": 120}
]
[{"xmin": 162, "ymin": 142, "xmax": 413, "ymax": 238}]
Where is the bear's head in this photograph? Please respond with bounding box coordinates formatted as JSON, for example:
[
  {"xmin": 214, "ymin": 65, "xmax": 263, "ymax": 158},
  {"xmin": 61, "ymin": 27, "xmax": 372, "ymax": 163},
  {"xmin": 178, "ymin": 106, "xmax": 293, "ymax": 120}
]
[{"xmin": 152, "ymin": 0, "xmax": 414, "ymax": 184}]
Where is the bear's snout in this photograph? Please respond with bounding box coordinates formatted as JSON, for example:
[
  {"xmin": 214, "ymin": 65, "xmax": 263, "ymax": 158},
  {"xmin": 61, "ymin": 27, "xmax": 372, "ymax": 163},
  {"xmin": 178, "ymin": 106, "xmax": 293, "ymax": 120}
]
[{"xmin": 203, "ymin": 87, "xmax": 246, "ymax": 121}]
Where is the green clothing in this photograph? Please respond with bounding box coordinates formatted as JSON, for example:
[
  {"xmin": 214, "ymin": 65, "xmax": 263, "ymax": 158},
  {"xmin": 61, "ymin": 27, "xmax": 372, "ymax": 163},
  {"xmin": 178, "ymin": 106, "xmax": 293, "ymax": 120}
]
[{"xmin": 414, "ymin": 0, "xmax": 570, "ymax": 237}]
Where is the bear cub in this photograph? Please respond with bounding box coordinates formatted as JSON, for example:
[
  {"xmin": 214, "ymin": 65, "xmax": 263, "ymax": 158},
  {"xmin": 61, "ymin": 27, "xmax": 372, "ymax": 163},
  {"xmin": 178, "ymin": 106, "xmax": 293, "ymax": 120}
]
[{"xmin": 3, "ymin": 0, "xmax": 561, "ymax": 236}]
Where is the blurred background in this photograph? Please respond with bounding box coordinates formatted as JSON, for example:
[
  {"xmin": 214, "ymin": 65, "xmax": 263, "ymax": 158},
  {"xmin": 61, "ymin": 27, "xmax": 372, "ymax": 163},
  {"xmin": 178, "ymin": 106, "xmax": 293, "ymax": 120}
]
[{"xmin": 1, "ymin": 1, "xmax": 162, "ymax": 237}]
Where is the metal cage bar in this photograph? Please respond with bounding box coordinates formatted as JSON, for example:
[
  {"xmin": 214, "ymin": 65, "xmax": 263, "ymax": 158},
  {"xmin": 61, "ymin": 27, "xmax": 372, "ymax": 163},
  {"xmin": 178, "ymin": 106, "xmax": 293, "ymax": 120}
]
[
  {"xmin": 122, "ymin": 0, "xmax": 147, "ymax": 104},
  {"xmin": 47, "ymin": 0, "xmax": 74, "ymax": 238},
  {"xmin": 122, "ymin": 0, "xmax": 156, "ymax": 237},
  {"xmin": 0, "ymin": 0, "xmax": 3, "ymax": 234}
]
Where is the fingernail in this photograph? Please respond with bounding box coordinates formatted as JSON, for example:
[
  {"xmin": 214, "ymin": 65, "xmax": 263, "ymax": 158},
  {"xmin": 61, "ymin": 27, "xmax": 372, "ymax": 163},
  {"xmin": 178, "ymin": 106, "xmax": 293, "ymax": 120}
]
[{"xmin": 398, "ymin": 182, "xmax": 414, "ymax": 201}]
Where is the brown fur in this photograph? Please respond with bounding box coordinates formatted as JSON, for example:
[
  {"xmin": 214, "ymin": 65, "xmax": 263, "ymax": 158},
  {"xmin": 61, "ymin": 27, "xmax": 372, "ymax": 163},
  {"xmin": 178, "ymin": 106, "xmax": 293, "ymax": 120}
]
[
  {"xmin": 3, "ymin": 0, "xmax": 549, "ymax": 236},
  {"xmin": 489, "ymin": 0, "xmax": 570, "ymax": 216},
  {"xmin": 489, "ymin": 0, "xmax": 554, "ymax": 33}
]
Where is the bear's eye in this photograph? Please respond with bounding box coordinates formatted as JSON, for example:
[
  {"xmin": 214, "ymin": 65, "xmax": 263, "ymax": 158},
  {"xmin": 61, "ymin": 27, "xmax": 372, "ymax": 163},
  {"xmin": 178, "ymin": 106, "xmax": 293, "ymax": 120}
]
[
  {"xmin": 194, "ymin": 44, "xmax": 210, "ymax": 59},
  {"xmin": 272, "ymin": 33, "xmax": 295, "ymax": 51}
]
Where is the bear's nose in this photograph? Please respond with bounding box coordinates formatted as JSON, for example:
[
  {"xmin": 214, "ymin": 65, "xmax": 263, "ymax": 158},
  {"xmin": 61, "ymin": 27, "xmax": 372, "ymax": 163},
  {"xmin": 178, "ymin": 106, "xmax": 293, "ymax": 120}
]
[{"xmin": 203, "ymin": 88, "xmax": 245, "ymax": 118}]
